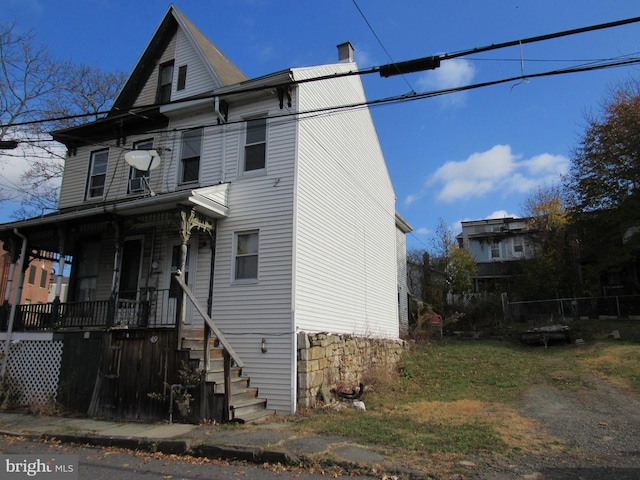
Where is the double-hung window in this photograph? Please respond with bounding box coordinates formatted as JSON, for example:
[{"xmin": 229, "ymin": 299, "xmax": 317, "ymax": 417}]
[
  {"xmin": 234, "ymin": 231, "xmax": 259, "ymax": 281},
  {"xmin": 128, "ymin": 139, "xmax": 153, "ymax": 194},
  {"xmin": 179, "ymin": 128, "xmax": 202, "ymax": 184},
  {"xmin": 243, "ymin": 117, "xmax": 267, "ymax": 173},
  {"xmin": 157, "ymin": 61, "xmax": 174, "ymax": 104},
  {"xmin": 490, "ymin": 242, "xmax": 500, "ymax": 260},
  {"xmin": 87, "ymin": 149, "xmax": 109, "ymax": 199}
]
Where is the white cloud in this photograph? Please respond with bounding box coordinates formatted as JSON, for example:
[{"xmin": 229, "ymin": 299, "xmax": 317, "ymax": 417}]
[
  {"xmin": 416, "ymin": 227, "xmax": 429, "ymax": 235},
  {"xmin": 486, "ymin": 210, "xmax": 518, "ymax": 219},
  {"xmin": 406, "ymin": 144, "xmax": 569, "ymax": 205},
  {"xmin": 416, "ymin": 59, "xmax": 476, "ymax": 106}
]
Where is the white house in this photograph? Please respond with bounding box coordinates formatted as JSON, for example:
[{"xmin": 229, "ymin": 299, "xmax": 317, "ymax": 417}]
[{"xmin": 0, "ymin": 4, "xmax": 410, "ymax": 421}]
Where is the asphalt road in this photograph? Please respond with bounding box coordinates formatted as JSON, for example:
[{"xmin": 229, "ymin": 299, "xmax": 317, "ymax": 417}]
[{"xmin": 0, "ymin": 435, "xmax": 375, "ymax": 480}]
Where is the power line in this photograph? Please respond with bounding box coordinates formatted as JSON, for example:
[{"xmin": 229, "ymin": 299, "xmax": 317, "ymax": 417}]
[
  {"xmin": 3, "ymin": 15, "xmax": 640, "ymax": 132},
  {"xmin": 351, "ymin": 0, "xmax": 416, "ymax": 93}
]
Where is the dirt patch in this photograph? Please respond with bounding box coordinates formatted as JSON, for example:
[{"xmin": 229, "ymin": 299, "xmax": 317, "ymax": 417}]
[{"xmin": 469, "ymin": 375, "xmax": 640, "ymax": 479}]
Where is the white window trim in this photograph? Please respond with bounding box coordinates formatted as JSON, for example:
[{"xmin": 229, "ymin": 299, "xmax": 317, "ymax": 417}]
[
  {"xmin": 240, "ymin": 116, "xmax": 268, "ymax": 177},
  {"xmin": 489, "ymin": 242, "xmax": 501, "ymax": 260},
  {"xmin": 232, "ymin": 230, "xmax": 259, "ymax": 284},
  {"xmin": 86, "ymin": 149, "xmax": 109, "ymax": 200},
  {"xmin": 128, "ymin": 139, "xmax": 153, "ymax": 195},
  {"xmin": 178, "ymin": 128, "xmax": 203, "ymax": 186}
]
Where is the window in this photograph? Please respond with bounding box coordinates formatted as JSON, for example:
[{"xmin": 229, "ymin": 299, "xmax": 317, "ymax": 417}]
[
  {"xmin": 87, "ymin": 149, "xmax": 109, "ymax": 199},
  {"xmin": 128, "ymin": 139, "xmax": 153, "ymax": 194},
  {"xmin": 179, "ymin": 128, "xmax": 202, "ymax": 184},
  {"xmin": 177, "ymin": 65, "xmax": 187, "ymax": 91},
  {"xmin": 28, "ymin": 266, "xmax": 36, "ymax": 285},
  {"xmin": 157, "ymin": 61, "xmax": 174, "ymax": 103},
  {"xmin": 243, "ymin": 118, "xmax": 267, "ymax": 172},
  {"xmin": 40, "ymin": 268, "xmax": 48, "ymax": 289},
  {"xmin": 513, "ymin": 239, "xmax": 524, "ymax": 255},
  {"xmin": 490, "ymin": 242, "xmax": 500, "ymax": 259},
  {"xmin": 234, "ymin": 231, "xmax": 259, "ymax": 281}
]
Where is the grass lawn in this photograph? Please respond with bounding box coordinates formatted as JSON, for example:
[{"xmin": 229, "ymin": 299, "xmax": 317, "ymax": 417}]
[{"xmin": 290, "ymin": 322, "xmax": 640, "ymax": 474}]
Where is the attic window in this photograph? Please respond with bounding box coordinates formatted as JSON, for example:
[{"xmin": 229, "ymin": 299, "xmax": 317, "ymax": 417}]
[
  {"xmin": 177, "ymin": 65, "xmax": 187, "ymax": 91},
  {"xmin": 157, "ymin": 61, "xmax": 174, "ymax": 104}
]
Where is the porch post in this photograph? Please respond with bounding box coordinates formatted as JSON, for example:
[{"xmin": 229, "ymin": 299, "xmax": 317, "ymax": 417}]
[
  {"xmin": 51, "ymin": 230, "xmax": 66, "ymax": 327},
  {"xmin": 108, "ymin": 220, "xmax": 124, "ymax": 328},
  {"xmin": 0, "ymin": 230, "xmax": 28, "ymax": 383},
  {"xmin": 176, "ymin": 211, "xmax": 192, "ymax": 344},
  {"xmin": 54, "ymin": 228, "xmax": 67, "ymax": 302}
]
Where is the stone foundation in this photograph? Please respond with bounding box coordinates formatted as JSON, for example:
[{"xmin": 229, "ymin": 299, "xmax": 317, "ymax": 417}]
[{"xmin": 296, "ymin": 332, "xmax": 407, "ymax": 409}]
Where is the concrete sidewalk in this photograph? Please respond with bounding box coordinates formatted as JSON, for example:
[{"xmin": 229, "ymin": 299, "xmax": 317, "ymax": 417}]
[{"xmin": 0, "ymin": 411, "xmax": 423, "ymax": 478}]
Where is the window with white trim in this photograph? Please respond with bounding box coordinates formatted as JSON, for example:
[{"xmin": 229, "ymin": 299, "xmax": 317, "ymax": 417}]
[
  {"xmin": 157, "ymin": 61, "xmax": 174, "ymax": 104},
  {"xmin": 243, "ymin": 118, "xmax": 267, "ymax": 173},
  {"xmin": 233, "ymin": 231, "xmax": 259, "ymax": 281},
  {"xmin": 513, "ymin": 238, "xmax": 524, "ymax": 256},
  {"xmin": 490, "ymin": 242, "xmax": 500, "ymax": 259},
  {"xmin": 179, "ymin": 128, "xmax": 202, "ymax": 184},
  {"xmin": 128, "ymin": 139, "xmax": 153, "ymax": 194},
  {"xmin": 86, "ymin": 149, "xmax": 109, "ymax": 199}
]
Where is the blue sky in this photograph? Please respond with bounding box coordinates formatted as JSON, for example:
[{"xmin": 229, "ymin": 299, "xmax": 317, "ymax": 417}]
[{"xmin": 2, "ymin": 0, "xmax": 640, "ymax": 250}]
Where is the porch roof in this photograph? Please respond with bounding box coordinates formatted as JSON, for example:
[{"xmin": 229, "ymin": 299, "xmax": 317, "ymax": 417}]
[{"xmin": 0, "ymin": 184, "xmax": 229, "ymax": 254}]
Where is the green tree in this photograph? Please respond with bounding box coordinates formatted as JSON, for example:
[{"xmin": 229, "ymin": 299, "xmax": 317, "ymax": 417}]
[
  {"xmin": 564, "ymin": 80, "xmax": 640, "ymax": 292},
  {"xmin": 513, "ymin": 185, "xmax": 579, "ymax": 299}
]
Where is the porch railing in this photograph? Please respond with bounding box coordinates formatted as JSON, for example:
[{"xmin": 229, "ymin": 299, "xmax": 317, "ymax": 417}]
[{"xmin": 1, "ymin": 289, "xmax": 177, "ymax": 332}]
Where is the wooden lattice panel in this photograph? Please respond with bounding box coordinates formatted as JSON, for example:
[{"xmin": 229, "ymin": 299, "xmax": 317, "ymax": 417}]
[{"xmin": 0, "ymin": 339, "xmax": 63, "ymax": 406}]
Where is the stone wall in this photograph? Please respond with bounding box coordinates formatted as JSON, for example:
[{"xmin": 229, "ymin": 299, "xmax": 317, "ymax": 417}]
[{"xmin": 296, "ymin": 332, "xmax": 407, "ymax": 409}]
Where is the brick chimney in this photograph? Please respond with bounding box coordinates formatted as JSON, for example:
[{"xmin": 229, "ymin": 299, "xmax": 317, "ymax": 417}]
[{"xmin": 337, "ymin": 42, "xmax": 354, "ymax": 63}]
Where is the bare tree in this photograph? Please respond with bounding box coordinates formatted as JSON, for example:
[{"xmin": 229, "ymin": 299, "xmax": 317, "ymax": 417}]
[{"xmin": 0, "ymin": 21, "xmax": 125, "ymax": 218}]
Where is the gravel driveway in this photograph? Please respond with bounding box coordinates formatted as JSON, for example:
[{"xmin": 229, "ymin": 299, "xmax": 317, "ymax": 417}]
[{"xmin": 470, "ymin": 374, "xmax": 640, "ymax": 480}]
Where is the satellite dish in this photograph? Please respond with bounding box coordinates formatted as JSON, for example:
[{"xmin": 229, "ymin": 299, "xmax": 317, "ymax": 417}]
[{"xmin": 124, "ymin": 150, "xmax": 161, "ymax": 171}]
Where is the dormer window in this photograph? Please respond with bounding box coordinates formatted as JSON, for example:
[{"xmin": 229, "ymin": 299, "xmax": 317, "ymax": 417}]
[
  {"xmin": 177, "ymin": 65, "xmax": 187, "ymax": 91},
  {"xmin": 157, "ymin": 61, "xmax": 174, "ymax": 104}
]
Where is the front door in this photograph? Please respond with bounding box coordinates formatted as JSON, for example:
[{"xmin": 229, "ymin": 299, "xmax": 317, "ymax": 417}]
[{"xmin": 117, "ymin": 238, "xmax": 144, "ymax": 325}]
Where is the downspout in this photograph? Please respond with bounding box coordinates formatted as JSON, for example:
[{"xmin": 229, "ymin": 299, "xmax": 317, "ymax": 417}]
[
  {"xmin": 0, "ymin": 229, "xmax": 28, "ymax": 382},
  {"xmin": 206, "ymin": 220, "xmax": 217, "ymax": 317}
]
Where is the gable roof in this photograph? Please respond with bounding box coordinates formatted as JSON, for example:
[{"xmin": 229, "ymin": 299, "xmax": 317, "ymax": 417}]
[{"xmin": 109, "ymin": 4, "xmax": 247, "ymax": 116}]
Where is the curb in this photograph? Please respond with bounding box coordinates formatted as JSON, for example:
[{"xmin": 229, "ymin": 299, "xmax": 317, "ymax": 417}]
[{"xmin": 1, "ymin": 429, "xmax": 299, "ymax": 467}]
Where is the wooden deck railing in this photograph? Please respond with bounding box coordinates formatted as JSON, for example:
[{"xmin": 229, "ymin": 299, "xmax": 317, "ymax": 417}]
[{"xmin": 0, "ymin": 289, "xmax": 177, "ymax": 332}]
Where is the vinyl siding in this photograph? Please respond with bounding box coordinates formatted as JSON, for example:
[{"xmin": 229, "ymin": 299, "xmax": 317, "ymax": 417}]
[
  {"xmin": 134, "ymin": 34, "xmax": 177, "ymax": 108},
  {"xmin": 173, "ymin": 28, "xmax": 221, "ymax": 100},
  {"xmin": 210, "ymin": 95, "xmax": 297, "ymax": 414},
  {"xmin": 292, "ymin": 64, "xmax": 399, "ymax": 339}
]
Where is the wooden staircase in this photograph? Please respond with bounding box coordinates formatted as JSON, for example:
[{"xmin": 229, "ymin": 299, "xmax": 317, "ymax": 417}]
[{"xmin": 181, "ymin": 329, "xmax": 273, "ymax": 423}]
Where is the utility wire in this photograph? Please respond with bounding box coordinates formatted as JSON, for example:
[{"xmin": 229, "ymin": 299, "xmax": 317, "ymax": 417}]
[
  {"xmin": 351, "ymin": 0, "xmax": 416, "ymax": 93},
  {"xmin": 4, "ymin": 15, "xmax": 640, "ymax": 131}
]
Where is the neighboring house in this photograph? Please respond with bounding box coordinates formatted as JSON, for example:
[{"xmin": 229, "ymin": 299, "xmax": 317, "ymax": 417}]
[
  {"xmin": 457, "ymin": 217, "xmax": 534, "ymax": 293},
  {"xmin": 0, "ymin": 5, "xmax": 409, "ymax": 421},
  {"xmin": 0, "ymin": 241, "xmax": 65, "ymax": 308}
]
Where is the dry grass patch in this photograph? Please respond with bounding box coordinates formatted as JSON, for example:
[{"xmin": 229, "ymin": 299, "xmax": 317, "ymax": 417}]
[
  {"xmin": 579, "ymin": 344, "xmax": 640, "ymax": 391},
  {"xmin": 401, "ymin": 399, "xmax": 562, "ymax": 455}
]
